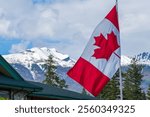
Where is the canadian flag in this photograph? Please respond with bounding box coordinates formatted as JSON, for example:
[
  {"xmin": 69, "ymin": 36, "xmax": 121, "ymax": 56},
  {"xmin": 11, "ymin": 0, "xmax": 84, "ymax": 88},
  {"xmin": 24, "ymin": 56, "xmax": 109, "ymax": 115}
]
[{"xmin": 67, "ymin": 5, "xmax": 121, "ymax": 96}]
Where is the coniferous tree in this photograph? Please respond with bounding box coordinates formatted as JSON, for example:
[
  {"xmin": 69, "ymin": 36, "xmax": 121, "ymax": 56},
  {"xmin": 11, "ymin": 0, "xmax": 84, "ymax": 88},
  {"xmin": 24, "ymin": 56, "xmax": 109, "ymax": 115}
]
[
  {"xmin": 43, "ymin": 55, "xmax": 68, "ymax": 89},
  {"xmin": 146, "ymin": 85, "xmax": 150, "ymax": 100},
  {"xmin": 123, "ymin": 58, "xmax": 145, "ymax": 100},
  {"xmin": 97, "ymin": 71, "xmax": 120, "ymax": 100},
  {"xmin": 82, "ymin": 88, "xmax": 88, "ymax": 95},
  {"xmin": 141, "ymin": 91, "xmax": 146, "ymax": 100}
]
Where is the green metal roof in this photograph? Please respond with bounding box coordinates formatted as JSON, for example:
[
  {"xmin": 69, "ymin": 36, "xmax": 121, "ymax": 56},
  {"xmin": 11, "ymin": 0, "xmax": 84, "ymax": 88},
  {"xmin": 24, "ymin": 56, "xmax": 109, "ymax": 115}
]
[
  {"xmin": 0, "ymin": 55, "xmax": 24, "ymax": 81},
  {"xmin": 29, "ymin": 82, "xmax": 96, "ymax": 100},
  {"xmin": 0, "ymin": 75, "xmax": 42, "ymax": 91}
]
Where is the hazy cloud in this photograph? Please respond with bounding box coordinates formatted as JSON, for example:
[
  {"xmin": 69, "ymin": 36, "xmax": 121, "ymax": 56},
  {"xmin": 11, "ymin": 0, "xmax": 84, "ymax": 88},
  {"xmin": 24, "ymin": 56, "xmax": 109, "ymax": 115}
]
[{"xmin": 9, "ymin": 41, "xmax": 30, "ymax": 53}]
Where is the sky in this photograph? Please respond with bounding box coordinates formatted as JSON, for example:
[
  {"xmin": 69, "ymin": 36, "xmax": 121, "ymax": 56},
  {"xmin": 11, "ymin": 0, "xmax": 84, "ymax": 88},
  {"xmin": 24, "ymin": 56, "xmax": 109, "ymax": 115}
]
[{"xmin": 0, "ymin": 0, "xmax": 149, "ymax": 59}]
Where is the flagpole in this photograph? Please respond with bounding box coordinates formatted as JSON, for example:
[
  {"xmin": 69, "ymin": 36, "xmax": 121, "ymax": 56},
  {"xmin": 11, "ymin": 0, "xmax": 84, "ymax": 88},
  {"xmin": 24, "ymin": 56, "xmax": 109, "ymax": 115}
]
[
  {"xmin": 119, "ymin": 65, "xmax": 123, "ymax": 100},
  {"xmin": 116, "ymin": 0, "xmax": 118, "ymax": 10},
  {"xmin": 116, "ymin": 0, "xmax": 123, "ymax": 100}
]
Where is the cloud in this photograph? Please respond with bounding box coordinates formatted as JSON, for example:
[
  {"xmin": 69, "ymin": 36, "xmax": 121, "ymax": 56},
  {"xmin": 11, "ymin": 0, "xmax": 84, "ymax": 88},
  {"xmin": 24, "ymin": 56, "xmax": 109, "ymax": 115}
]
[
  {"xmin": 120, "ymin": 0, "xmax": 150, "ymax": 34},
  {"xmin": 118, "ymin": 0, "xmax": 150, "ymax": 56},
  {"xmin": 9, "ymin": 41, "xmax": 30, "ymax": 53},
  {"xmin": 0, "ymin": 0, "xmax": 149, "ymax": 58}
]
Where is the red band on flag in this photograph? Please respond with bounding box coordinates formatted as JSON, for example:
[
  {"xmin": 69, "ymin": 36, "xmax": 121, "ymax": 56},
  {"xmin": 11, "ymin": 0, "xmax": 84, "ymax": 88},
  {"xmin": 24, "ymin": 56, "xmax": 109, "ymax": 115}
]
[
  {"xmin": 67, "ymin": 57, "xmax": 110, "ymax": 96},
  {"xmin": 105, "ymin": 6, "xmax": 119, "ymax": 31}
]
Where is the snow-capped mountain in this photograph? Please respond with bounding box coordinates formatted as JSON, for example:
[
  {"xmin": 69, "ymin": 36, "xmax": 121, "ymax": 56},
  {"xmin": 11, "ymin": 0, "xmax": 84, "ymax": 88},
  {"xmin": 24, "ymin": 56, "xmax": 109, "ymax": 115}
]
[
  {"xmin": 136, "ymin": 52, "xmax": 150, "ymax": 65},
  {"xmin": 121, "ymin": 55, "xmax": 132, "ymax": 66},
  {"xmin": 3, "ymin": 47, "xmax": 82, "ymax": 92},
  {"xmin": 2, "ymin": 48, "xmax": 150, "ymax": 92},
  {"xmin": 4, "ymin": 47, "xmax": 75, "ymax": 68},
  {"xmin": 121, "ymin": 52, "xmax": 150, "ymax": 66}
]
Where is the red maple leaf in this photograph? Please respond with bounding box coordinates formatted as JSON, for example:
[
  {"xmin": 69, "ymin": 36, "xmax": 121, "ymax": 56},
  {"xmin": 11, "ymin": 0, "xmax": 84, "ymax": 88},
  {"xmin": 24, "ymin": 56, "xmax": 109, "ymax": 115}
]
[{"xmin": 92, "ymin": 31, "xmax": 120, "ymax": 60}]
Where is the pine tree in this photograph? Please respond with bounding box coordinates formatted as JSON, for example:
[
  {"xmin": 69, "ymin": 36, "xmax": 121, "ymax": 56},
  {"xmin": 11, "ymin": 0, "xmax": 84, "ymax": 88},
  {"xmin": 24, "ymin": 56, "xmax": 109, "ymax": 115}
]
[
  {"xmin": 97, "ymin": 71, "xmax": 120, "ymax": 100},
  {"xmin": 43, "ymin": 55, "xmax": 68, "ymax": 89},
  {"xmin": 123, "ymin": 58, "xmax": 145, "ymax": 100},
  {"xmin": 142, "ymin": 91, "xmax": 146, "ymax": 100},
  {"xmin": 82, "ymin": 88, "xmax": 88, "ymax": 95},
  {"xmin": 147, "ymin": 85, "xmax": 150, "ymax": 100}
]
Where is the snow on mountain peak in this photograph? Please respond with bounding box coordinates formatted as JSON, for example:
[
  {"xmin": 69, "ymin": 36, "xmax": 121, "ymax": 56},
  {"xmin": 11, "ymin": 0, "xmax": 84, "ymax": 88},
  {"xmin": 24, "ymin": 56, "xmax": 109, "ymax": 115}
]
[
  {"xmin": 121, "ymin": 52, "xmax": 150, "ymax": 66},
  {"xmin": 3, "ymin": 47, "xmax": 75, "ymax": 67},
  {"xmin": 136, "ymin": 52, "xmax": 150, "ymax": 61},
  {"xmin": 121, "ymin": 55, "xmax": 132, "ymax": 66},
  {"xmin": 3, "ymin": 49, "xmax": 150, "ymax": 67}
]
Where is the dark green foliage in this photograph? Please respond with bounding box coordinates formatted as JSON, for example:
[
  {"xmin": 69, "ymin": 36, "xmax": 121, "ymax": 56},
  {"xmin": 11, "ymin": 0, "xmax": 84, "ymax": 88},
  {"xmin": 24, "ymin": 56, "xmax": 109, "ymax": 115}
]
[
  {"xmin": 123, "ymin": 58, "xmax": 146, "ymax": 100},
  {"xmin": 96, "ymin": 58, "xmax": 147, "ymax": 100},
  {"xmin": 82, "ymin": 88, "xmax": 88, "ymax": 95},
  {"xmin": 141, "ymin": 91, "xmax": 146, "ymax": 100},
  {"xmin": 0, "ymin": 97, "xmax": 8, "ymax": 100},
  {"xmin": 147, "ymin": 85, "xmax": 150, "ymax": 100},
  {"xmin": 97, "ymin": 71, "xmax": 120, "ymax": 100},
  {"xmin": 43, "ymin": 55, "xmax": 68, "ymax": 89}
]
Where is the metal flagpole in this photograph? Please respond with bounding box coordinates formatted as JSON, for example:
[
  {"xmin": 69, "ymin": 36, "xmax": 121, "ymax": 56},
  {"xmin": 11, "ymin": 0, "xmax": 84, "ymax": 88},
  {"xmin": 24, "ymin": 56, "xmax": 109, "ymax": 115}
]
[
  {"xmin": 116, "ymin": 0, "xmax": 118, "ymax": 10},
  {"xmin": 116, "ymin": 0, "xmax": 123, "ymax": 100},
  {"xmin": 119, "ymin": 65, "xmax": 123, "ymax": 100}
]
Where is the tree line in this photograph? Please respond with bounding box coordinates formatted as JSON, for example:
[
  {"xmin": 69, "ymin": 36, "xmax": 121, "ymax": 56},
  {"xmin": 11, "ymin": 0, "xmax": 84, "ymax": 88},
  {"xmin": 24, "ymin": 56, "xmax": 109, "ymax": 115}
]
[
  {"xmin": 43, "ymin": 55, "xmax": 150, "ymax": 100},
  {"xmin": 97, "ymin": 58, "xmax": 150, "ymax": 100}
]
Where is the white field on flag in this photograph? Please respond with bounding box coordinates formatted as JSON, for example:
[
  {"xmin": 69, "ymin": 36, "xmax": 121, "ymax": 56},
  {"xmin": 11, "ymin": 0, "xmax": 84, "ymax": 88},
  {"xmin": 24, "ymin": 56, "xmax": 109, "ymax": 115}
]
[
  {"xmin": 67, "ymin": 5, "xmax": 121, "ymax": 96},
  {"xmin": 82, "ymin": 18, "xmax": 120, "ymax": 78}
]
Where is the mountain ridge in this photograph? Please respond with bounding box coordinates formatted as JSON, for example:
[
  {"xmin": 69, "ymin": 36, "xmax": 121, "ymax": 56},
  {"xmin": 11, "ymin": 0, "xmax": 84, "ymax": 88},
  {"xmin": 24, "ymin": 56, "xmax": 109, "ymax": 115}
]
[
  {"xmin": 3, "ymin": 47, "xmax": 150, "ymax": 67},
  {"xmin": 2, "ymin": 47, "xmax": 150, "ymax": 92}
]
